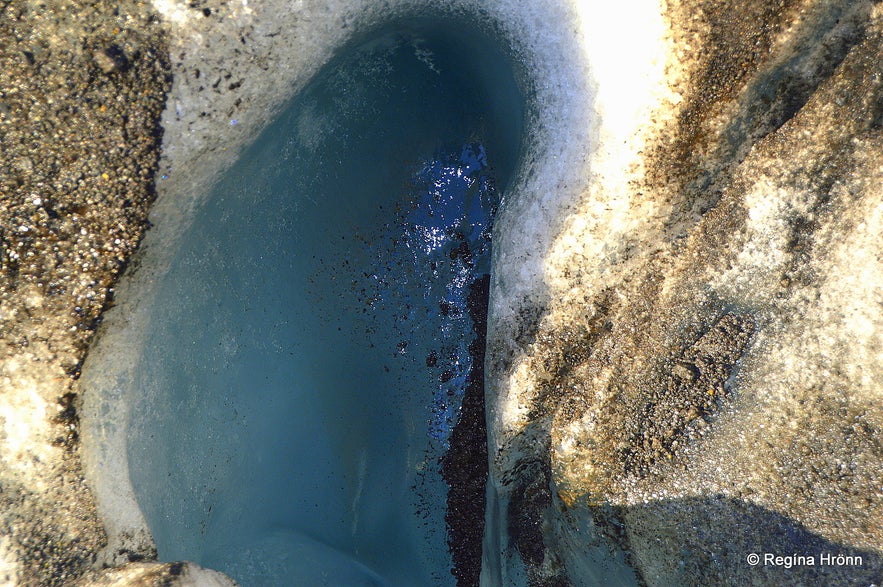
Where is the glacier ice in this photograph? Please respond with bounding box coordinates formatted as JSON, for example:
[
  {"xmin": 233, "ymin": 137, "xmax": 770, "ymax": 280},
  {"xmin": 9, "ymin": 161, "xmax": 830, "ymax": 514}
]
[{"xmin": 88, "ymin": 17, "xmax": 524, "ymax": 586}]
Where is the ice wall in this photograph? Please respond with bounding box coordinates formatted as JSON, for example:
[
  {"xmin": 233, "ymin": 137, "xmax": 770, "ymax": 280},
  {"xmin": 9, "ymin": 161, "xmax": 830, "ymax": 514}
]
[
  {"xmin": 80, "ymin": 0, "xmax": 598, "ymax": 577},
  {"xmin": 126, "ymin": 22, "xmax": 523, "ymax": 586}
]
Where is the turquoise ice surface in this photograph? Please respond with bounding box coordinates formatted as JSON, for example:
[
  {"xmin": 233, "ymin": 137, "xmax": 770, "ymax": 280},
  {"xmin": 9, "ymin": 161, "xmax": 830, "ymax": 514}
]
[{"xmin": 128, "ymin": 17, "xmax": 524, "ymax": 586}]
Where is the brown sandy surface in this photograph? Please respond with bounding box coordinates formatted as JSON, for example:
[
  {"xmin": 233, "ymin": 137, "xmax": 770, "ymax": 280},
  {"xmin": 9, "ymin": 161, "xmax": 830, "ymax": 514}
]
[{"xmin": 0, "ymin": 1, "xmax": 168, "ymax": 583}]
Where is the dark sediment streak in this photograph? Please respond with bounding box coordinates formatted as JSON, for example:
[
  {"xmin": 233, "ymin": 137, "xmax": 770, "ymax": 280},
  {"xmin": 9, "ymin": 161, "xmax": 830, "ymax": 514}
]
[{"xmin": 441, "ymin": 274, "xmax": 490, "ymax": 587}]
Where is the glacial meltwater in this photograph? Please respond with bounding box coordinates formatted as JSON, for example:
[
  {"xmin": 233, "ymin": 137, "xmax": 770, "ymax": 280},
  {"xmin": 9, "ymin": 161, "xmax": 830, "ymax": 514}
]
[{"xmin": 124, "ymin": 18, "xmax": 524, "ymax": 586}]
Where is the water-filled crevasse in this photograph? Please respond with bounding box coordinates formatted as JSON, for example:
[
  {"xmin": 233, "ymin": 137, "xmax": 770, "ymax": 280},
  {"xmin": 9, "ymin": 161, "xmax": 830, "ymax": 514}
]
[{"xmin": 128, "ymin": 18, "xmax": 523, "ymax": 586}]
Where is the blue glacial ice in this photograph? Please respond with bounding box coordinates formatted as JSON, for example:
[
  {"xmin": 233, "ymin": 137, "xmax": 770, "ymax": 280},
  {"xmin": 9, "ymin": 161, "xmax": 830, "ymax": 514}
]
[{"xmin": 121, "ymin": 18, "xmax": 524, "ymax": 586}]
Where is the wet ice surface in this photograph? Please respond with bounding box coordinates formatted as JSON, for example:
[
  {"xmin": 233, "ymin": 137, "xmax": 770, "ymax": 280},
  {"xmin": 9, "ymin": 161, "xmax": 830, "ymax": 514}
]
[
  {"xmin": 127, "ymin": 20, "xmax": 521, "ymax": 586},
  {"xmin": 365, "ymin": 143, "xmax": 497, "ymax": 445}
]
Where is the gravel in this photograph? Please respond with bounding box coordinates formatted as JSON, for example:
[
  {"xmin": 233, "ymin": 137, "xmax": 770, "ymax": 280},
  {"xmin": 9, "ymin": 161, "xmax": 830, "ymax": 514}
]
[{"xmin": 0, "ymin": 1, "xmax": 169, "ymax": 584}]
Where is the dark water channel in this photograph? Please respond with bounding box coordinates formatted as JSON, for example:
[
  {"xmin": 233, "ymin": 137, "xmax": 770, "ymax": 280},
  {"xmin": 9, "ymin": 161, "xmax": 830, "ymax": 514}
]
[{"xmin": 128, "ymin": 17, "xmax": 525, "ymax": 586}]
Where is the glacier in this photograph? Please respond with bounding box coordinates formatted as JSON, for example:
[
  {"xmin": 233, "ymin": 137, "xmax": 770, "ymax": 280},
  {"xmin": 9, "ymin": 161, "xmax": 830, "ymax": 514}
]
[
  {"xmin": 86, "ymin": 15, "xmax": 525, "ymax": 587},
  {"xmin": 76, "ymin": 0, "xmax": 883, "ymax": 586}
]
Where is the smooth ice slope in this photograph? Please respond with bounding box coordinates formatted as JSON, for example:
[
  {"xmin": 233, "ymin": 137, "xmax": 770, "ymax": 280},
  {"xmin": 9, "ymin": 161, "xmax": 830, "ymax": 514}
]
[{"xmin": 120, "ymin": 20, "xmax": 522, "ymax": 586}]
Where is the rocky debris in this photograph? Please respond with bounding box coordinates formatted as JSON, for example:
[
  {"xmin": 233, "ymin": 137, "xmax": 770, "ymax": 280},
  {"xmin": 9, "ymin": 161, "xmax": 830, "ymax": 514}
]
[
  {"xmin": 0, "ymin": 0, "xmax": 173, "ymax": 584},
  {"xmin": 620, "ymin": 313, "xmax": 756, "ymax": 478},
  {"xmin": 440, "ymin": 275, "xmax": 491, "ymax": 587},
  {"xmin": 487, "ymin": 0, "xmax": 883, "ymax": 585}
]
